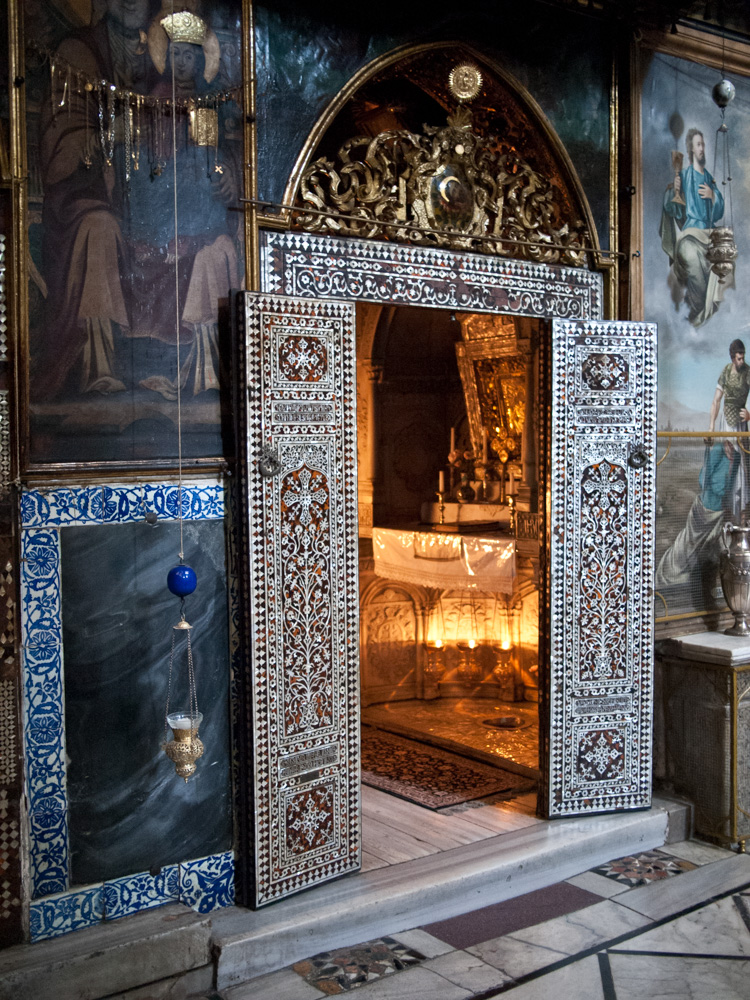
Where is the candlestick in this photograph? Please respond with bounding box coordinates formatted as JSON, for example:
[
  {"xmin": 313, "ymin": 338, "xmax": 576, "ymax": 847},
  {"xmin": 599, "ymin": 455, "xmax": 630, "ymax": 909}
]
[{"xmin": 435, "ymin": 490, "xmax": 446, "ymax": 525}]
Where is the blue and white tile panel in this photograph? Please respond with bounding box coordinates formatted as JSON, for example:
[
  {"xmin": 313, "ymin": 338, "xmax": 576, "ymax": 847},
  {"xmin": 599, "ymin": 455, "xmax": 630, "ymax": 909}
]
[
  {"xmin": 20, "ymin": 481, "xmax": 224, "ymax": 528},
  {"xmin": 30, "ymin": 851, "xmax": 234, "ymax": 941},
  {"xmin": 21, "ymin": 482, "xmax": 234, "ymax": 940}
]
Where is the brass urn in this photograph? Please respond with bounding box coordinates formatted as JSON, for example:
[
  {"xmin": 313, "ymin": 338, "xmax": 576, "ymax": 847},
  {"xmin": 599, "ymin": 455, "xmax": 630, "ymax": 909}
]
[{"xmin": 719, "ymin": 523, "xmax": 750, "ymax": 636}]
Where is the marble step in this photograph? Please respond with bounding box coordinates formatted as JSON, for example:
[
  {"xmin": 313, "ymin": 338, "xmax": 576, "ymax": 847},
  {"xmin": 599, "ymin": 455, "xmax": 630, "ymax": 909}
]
[
  {"xmin": 0, "ymin": 904, "xmax": 212, "ymax": 1000},
  {"xmin": 211, "ymin": 802, "xmax": 675, "ymax": 989}
]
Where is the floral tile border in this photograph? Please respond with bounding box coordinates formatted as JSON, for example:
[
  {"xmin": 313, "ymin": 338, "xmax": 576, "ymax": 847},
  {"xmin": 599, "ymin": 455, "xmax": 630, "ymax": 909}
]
[
  {"xmin": 30, "ymin": 886, "xmax": 104, "ymax": 942},
  {"xmin": 20, "ymin": 481, "xmax": 225, "ymax": 528},
  {"xmin": 29, "ymin": 853, "xmax": 234, "ymax": 941},
  {"xmin": 21, "ymin": 481, "xmax": 236, "ymax": 940}
]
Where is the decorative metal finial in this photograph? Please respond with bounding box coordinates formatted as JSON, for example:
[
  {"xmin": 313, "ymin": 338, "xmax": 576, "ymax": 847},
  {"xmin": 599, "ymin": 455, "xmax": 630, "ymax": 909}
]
[{"xmin": 448, "ymin": 63, "xmax": 483, "ymax": 103}]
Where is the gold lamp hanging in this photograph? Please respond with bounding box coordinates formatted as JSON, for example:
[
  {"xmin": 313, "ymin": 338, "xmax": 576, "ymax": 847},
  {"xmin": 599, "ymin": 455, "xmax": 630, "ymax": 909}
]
[
  {"xmin": 161, "ymin": 575, "xmax": 204, "ymax": 782},
  {"xmin": 159, "ymin": 2, "xmax": 205, "ymax": 783}
]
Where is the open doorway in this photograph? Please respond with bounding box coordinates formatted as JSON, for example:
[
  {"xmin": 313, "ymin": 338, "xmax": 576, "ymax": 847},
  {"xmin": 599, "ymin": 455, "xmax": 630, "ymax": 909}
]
[{"xmin": 356, "ymin": 303, "xmax": 542, "ymax": 869}]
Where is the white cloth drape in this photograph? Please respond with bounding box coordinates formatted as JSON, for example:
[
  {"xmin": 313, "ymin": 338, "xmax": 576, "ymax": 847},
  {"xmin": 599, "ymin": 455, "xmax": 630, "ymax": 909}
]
[{"xmin": 372, "ymin": 527, "xmax": 515, "ymax": 593}]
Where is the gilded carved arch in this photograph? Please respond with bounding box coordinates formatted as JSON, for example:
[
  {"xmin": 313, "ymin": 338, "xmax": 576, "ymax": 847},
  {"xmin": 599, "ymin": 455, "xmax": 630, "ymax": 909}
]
[{"xmin": 278, "ymin": 42, "xmax": 602, "ymax": 269}]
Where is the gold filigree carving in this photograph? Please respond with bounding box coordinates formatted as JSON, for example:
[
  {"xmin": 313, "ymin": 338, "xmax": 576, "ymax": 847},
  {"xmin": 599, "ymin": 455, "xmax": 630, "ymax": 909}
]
[{"xmin": 296, "ymin": 104, "xmax": 587, "ymax": 267}]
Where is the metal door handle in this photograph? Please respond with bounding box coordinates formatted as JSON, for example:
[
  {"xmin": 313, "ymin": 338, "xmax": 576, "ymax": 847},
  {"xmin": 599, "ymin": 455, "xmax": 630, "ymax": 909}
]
[
  {"xmin": 258, "ymin": 446, "xmax": 282, "ymax": 478},
  {"xmin": 628, "ymin": 445, "xmax": 648, "ymax": 469}
]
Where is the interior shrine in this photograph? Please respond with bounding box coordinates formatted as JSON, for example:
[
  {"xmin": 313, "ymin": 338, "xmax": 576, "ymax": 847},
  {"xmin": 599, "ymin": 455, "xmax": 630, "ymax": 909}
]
[{"xmin": 0, "ymin": 0, "xmax": 749, "ymax": 996}]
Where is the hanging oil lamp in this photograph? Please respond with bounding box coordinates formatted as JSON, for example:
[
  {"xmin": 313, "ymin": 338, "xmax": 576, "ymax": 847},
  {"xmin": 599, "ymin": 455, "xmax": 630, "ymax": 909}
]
[{"xmin": 161, "ymin": 563, "xmax": 204, "ymax": 781}]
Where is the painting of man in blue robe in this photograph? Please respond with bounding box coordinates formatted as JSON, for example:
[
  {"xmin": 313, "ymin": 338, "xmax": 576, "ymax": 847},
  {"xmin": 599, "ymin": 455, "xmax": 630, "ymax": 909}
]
[{"xmin": 660, "ymin": 127, "xmax": 731, "ymax": 327}]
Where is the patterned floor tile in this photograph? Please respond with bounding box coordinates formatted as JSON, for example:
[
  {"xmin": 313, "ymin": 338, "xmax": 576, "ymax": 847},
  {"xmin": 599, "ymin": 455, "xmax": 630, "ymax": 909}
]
[
  {"xmin": 292, "ymin": 936, "xmax": 425, "ymax": 994},
  {"xmin": 591, "ymin": 849, "xmax": 697, "ymax": 887}
]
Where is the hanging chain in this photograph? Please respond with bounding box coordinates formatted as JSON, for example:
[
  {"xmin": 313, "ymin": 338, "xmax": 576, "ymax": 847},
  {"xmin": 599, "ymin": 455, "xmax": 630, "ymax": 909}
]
[
  {"xmin": 186, "ymin": 626, "xmax": 198, "ymax": 748},
  {"xmin": 133, "ymin": 93, "xmax": 141, "ymax": 172},
  {"xmin": 164, "ymin": 625, "xmax": 176, "ymax": 744},
  {"xmin": 83, "ymin": 84, "xmax": 92, "ymax": 168},
  {"xmin": 124, "ymin": 96, "xmax": 132, "ymax": 186},
  {"xmin": 169, "ymin": 0, "xmax": 185, "ymax": 564}
]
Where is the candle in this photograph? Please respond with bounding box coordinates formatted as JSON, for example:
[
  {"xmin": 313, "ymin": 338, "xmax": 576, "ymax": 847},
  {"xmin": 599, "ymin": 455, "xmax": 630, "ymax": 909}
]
[
  {"xmin": 482, "ymin": 427, "xmax": 488, "ymax": 464},
  {"xmin": 450, "ymin": 426, "xmax": 456, "ymax": 454},
  {"xmin": 438, "ymin": 470, "xmax": 445, "ymax": 493}
]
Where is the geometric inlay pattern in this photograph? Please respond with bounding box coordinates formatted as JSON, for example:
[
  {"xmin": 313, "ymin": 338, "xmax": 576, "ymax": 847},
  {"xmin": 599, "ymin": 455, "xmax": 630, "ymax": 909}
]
[
  {"xmin": 581, "ymin": 352, "xmax": 629, "ymax": 391},
  {"xmin": 0, "ymin": 681, "xmax": 16, "ymax": 784},
  {"xmin": 549, "ymin": 321, "xmax": 657, "ymax": 817},
  {"xmin": 0, "ymin": 391, "xmax": 9, "ymax": 497},
  {"xmin": 261, "ymin": 231, "xmax": 603, "ymax": 322},
  {"xmin": 20, "ymin": 480, "xmax": 235, "ymax": 941},
  {"xmin": 578, "ymin": 462, "xmax": 628, "ymax": 683},
  {"xmin": 0, "ymin": 556, "xmax": 15, "ymax": 648},
  {"xmin": 240, "ymin": 292, "xmax": 359, "ymax": 905},
  {"xmin": 0, "ymin": 235, "xmax": 6, "ymax": 362},
  {"xmin": 293, "ymin": 936, "xmax": 425, "ymax": 994},
  {"xmin": 285, "ymin": 782, "xmax": 336, "ymax": 856},
  {"xmin": 575, "ymin": 727, "xmax": 626, "ymax": 783},
  {"xmin": 592, "ymin": 849, "xmax": 697, "ymax": 887},
  {"xmin": 0, "ymin": 789, "xmax": 21, "ymax": 921}
]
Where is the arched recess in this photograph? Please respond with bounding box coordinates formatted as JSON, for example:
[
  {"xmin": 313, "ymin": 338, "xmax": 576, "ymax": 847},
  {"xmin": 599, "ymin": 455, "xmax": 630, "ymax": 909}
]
[
  {"xmin": 278, "ymin": 40, "xmax": 604, "ymax": 268},
  {"xmin": 359, "ymin": 576, "xmax": 432, "ymax": 708}
]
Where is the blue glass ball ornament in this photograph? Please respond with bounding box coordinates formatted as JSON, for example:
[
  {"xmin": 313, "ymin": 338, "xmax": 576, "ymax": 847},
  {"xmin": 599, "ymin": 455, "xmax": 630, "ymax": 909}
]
[{"xmin": 167, "ymin": 564, "xmax": 197, "ymax": 597}]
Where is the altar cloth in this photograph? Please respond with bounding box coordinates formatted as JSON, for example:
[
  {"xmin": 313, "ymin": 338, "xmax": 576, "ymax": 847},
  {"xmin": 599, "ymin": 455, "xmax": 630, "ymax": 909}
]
[{"xmin": 372, "ymin": 527, "xmax": 515, "ymax": 594}]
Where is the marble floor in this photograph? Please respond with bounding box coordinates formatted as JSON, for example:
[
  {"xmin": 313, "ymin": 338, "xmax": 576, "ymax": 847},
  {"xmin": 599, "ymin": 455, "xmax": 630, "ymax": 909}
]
[
  {"xmin": 214, "ymin": 840, "xmax": 750, "ymax": 1000},
  {"xmin": 362, "ymin": 697, "xmax": 539, "ymax": 774}
]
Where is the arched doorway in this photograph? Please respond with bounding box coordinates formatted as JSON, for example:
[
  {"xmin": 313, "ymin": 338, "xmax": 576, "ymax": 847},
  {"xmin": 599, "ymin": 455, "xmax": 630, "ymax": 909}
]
[{"xmin": 234, "ymin": 43, "xmax": 656, "ymax": 908}]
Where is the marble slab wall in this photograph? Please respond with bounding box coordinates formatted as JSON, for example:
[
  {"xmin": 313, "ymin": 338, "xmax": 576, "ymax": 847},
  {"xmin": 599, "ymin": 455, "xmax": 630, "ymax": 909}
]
[{"xmin": 61, "ymin": 519, "xmax": 232, "ymax": 885}]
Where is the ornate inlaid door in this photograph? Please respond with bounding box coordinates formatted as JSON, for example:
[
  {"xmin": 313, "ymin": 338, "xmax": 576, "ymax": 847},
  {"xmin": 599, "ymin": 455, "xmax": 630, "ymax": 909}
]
[
  {"xmin": 237, "ymin": 293, "xmax": 359, "ymax": 906},
  {"xmin": 544, "ymin": 320, "xmax": 657, "ymax": 817}
]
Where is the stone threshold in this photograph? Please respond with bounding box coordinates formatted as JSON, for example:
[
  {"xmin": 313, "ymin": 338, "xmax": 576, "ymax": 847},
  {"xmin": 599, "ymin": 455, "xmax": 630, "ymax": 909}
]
[
  {"xmin": 0, "ymin": 797, "xmax": 687, "ymax": 1000},
  {"xmin": 211, "ymin": 800, "xmax": 681, "ymax": 990}
]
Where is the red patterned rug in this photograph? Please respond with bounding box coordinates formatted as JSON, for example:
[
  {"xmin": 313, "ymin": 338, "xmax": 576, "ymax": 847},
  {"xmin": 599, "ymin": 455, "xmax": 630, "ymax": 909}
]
[{"xmin": 361, "ymin": 726, "xmax": 535, "ymax": 810}]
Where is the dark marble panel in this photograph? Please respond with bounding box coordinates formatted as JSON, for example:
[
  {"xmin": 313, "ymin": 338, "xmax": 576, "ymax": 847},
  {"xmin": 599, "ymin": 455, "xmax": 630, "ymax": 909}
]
[
  {"xmin": 255, "ymin": 0, "xmax": 612, "ymax": 248},
  {"xmin": 61, "ymin": 520, "xmax": 232, "ymax": 886}
]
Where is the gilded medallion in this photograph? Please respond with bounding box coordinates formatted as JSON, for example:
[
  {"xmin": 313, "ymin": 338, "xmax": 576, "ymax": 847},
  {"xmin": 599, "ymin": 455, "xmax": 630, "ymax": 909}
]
[{"xmin": 448, "ymin": 63, "xmax": 483, "ymax": 103}]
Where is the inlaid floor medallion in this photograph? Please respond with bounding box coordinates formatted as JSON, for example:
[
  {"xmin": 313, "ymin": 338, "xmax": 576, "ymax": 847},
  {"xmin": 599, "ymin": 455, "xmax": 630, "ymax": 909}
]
[
  {"xmin": 292, "ymin": 936, "xmax": 425, "ymax": 994},
  {"xmin": 592, "ymin": 848, "xmax": 698, "ymax": 887}
]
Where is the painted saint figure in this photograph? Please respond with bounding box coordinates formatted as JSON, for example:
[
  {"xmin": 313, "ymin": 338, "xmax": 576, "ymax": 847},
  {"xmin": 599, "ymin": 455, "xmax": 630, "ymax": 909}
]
[
  {"xmin": 656, "ymin": 339, "xmax": 749, "ymax": 593},
  {"xmin": 35, "ymin": 2, "xmax": 239, "ymax": 403},
  {"xmin": 132, "ymin": 9, "xmax": 240, "ymax": 400},
  {"xmin": 660, "ymin": 128, "xmax": 729, "ymax": 328},
  {"xmin": 37, "ymin": 0, "xmax": 159, "ymax": 397}
]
